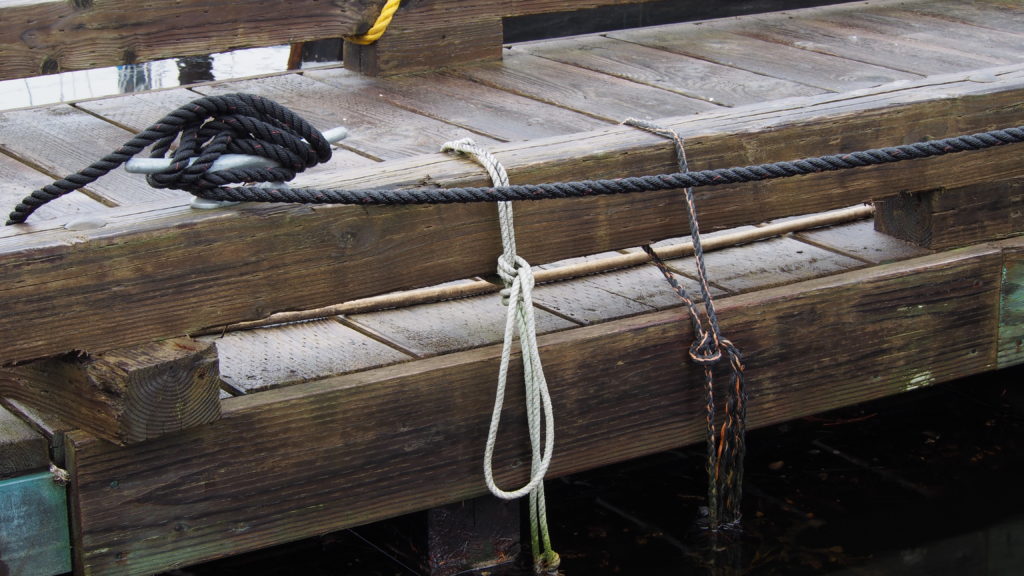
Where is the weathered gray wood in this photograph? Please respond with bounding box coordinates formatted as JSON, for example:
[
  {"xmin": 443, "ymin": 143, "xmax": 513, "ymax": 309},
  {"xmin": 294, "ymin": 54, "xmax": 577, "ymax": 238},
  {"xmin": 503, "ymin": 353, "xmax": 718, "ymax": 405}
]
[
  {"xmin": 2, "ymin": 65, "xmax": 1023, "ymax": 366},
  {"xmin": 345, "ymin": 291, "xmax": 578, "ymax": 357},
  {"xmin": 0, "ymin": 338, "xmax": 221, "ymax": 445},
  {"xmin": 874, "ymin": 181, "xmax": 1024, "ymax": 250},
  {"xmin": 454, "ymin": 50, "xmax": 718, "ymax": 122},
  {"xmin": 0, "ymin": 0, "xmax": 388, "ymax": 81},
  {"xmin": 0, "ymin": 150, "xmax": 106, "ymax": 222},
  {"xmin": 64, "ymin": 241, "xmax": 1008, "ymax": 576},
  {"xmin": 0, "ymin": 104, "xmax": 185, "ymax": 206},
  {"xmin": 518, "ymin": 34, "xmax": 824, "ymax": 106},
  {"xmin": 304, "ymin": 68, "xmax": 609, "ymax": 142},
  {"xmin": 796, "ymin": 219, "xmax": 933, "ymax": 264},
  {"xmin": 0, "ymin": 405, "xmax": 49, "ymax": 479},
  {"xmin": 716, "ymin": 6, "xmax": 1008, "ymax": 75},
  {"xmin": 606, "ymin": 24, "xmax": 919, "ymax": 92},
  {"xmin": 194, "ymin": 74, "xmax": 499, "ymax": 160},
  {"xmin": 200, "ymin": 319, "xmax": 412, "ymax": 394}
]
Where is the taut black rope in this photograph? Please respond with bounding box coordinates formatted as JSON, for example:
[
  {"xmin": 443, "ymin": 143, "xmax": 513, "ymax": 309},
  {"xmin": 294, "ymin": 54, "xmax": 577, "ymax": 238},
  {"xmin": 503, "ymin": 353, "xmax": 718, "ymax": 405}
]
[{"xmin": 6, "ymin": 92, "xmax": 1024, "ymax": 225}]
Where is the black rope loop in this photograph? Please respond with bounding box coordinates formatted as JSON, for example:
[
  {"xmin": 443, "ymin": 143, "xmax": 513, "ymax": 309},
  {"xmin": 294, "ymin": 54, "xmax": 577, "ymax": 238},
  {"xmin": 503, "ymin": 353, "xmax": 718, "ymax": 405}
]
[{"xmin": 6, "ymin": 93, "xmax": 332, "ymax": 225}]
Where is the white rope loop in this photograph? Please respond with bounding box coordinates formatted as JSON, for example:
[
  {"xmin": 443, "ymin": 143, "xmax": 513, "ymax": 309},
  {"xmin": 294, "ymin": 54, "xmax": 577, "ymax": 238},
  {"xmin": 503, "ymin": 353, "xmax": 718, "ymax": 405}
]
[{"xmin": 441, "ymin": 138, "xmax": 559, "ymax": 573}]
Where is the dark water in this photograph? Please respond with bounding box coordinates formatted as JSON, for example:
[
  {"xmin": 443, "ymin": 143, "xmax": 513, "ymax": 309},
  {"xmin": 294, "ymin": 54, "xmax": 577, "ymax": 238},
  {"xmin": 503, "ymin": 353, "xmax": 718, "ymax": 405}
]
[{"xmin": 169, "ymin": 364, "xmax": 1024, "ymax": 576}]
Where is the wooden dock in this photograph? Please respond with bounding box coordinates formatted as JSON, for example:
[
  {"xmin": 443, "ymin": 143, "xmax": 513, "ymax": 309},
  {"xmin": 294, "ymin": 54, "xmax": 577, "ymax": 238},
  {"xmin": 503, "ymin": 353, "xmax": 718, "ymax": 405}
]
[{"xmin": 1, "ymin": 0, "xmax": 1023, "ymax": 574}]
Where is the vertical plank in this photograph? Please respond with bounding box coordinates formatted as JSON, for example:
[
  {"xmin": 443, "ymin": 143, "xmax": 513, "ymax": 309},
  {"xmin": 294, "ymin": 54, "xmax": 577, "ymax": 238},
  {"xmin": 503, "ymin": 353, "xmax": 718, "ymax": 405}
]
[
  {"xmin": 0, "ymin": 471, "xmax": 71, "ymax": 576},
  {"xmin": 1000, "ymin": 239, "xmax": 1024, "ymax": 368}
]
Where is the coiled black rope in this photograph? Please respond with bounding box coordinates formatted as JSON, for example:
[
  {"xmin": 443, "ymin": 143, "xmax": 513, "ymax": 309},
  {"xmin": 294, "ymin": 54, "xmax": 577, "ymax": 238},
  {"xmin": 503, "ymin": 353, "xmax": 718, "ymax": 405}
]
[
  {"xmin": 6, "ymin": 93, "xmax": 331, "ymax": 225},
  {"xmin": 6, "ymin": 91, "xmax": 1024, "ymax": 224}
]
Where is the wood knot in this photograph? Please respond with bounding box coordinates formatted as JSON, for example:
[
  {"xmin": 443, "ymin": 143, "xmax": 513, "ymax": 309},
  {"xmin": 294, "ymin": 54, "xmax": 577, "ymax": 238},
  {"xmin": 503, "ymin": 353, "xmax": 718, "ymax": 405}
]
[{"xmin": 40, "ymin": 57, "xmax": 60, "ymax": 75}]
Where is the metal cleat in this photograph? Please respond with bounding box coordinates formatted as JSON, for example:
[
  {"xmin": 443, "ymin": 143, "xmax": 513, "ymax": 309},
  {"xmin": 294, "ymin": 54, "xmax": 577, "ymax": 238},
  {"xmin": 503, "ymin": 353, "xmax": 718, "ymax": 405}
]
[{"xmin": 124, "ymin": 126, "xmax": 348, "ymax": 209}]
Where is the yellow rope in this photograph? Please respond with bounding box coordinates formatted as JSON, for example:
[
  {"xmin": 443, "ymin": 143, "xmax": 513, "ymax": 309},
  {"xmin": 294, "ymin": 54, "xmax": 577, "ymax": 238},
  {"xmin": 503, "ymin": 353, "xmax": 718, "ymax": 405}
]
[{"xmin": 344, "ymin": 0, "xmax": 402, "ymax": 45}]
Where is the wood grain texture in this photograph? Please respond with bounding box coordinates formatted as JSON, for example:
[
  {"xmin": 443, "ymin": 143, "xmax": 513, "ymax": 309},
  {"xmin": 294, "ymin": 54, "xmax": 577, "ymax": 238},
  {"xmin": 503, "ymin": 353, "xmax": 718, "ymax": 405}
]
[
  {"xmin": 714, "ymin": 6, "xmax": 1008, "ymax": 75},
  {"xmin": 796, "ymin": 219, "xmax": 932, "ymax": 264},
  {"xmin": 0, "ymin": 149, "xmax": 106, "ymax": 222},
  {"xmin": 0, "ymin": 104, "xmax": 185, "ymax": 206},
  {"xmin": 304, "ymin": 68, "xmax": 609, "ymax": 142},
  {"xmin": 200, "ymin": 319, "xmax": 412, "ymax": 394},
  {"xmin": 345, "ymin": 292, "xmax": 578, "ymax": 357},
  {"xmin": 65, "ymin": 242, "xmax": 1005, "ymax": 576},
  {"xmin": 874, "ymin": 181, "xmax": 1024, "ymax": 250},
  {"xmin": 606, "ymin": 24, "xmax": 920, "ymax": 92},
  {"xmin": 1000, "ymin": 242, "xmax": 1024, "ymax": 368},
  {"xmin": 2, "ymin": 66, "xmax": 1024, "ymax": 366},
  {"xmin": 195, "ymin": 73, "xmax": 498, "ymax": 160},
  {"xmin": 518, "ymin": 35, "xmax": 824, "ymax": 106},
  {"xmin": 0, "ymin": 0, "xmax": 388, "ymax": 81},
  {"xmin": 0, "ymin": 405, "xmax": 49, "ymax": 479},
  {"xmin": 0, "ymin": 338, "xmax": 221, "ymax": 445},
  {"xmin": 454, "ymin": 50, "xmax": 718, "ymax": 122}
]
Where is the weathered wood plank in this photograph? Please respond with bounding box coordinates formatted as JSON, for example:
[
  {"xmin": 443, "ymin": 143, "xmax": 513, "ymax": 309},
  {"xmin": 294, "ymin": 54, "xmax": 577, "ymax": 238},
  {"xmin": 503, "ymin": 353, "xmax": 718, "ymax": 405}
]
[
  {"xmin": 200, "ymin": 319, "xmax": 412, "ymax": 394},
  {"xmin": 0, "ymin": 338, "xmax": 220, "ymax": 445},
  {"xmin": 304, "ymin": 68, "xmax": 609, "ymax": 142},
  {"xmin": 874, "ymin": 181, "xmax": 1024, "ymax": 250},
  {"xmin": 0, "ymin": 148, "xmax": 106, "ymax": 221},
  {"xmin": 718, "ymin": 7, "xmax": 1007, "ymax": 75},
  {"xmin": 194, "ymin": 73, "xmax": 498, "ymax": 160},
  {"xmin": 903, "ymin": 0, "xmax": 1024, "ymax": 38},
  {"xmin": 0, "ymin": 470, "xmax": 72, "ymax": 576},
  {"xmin": 2, "ymin": 66, "xmax": 1023, "ymax": 366},
  {"xmin": 0, "ymin": 405, "xmax": 49, "ymax": 479},
  {"xmin": 795, "ymin": 218, "xmax": 933, "ymax": 264},
  {"xmin": 65, "ymin": 243, "xmax": 1004, "ymax": 576},
  {"xmin": 345, "ymin": 291, "xmax": 578, "ymax": 358},
  {"xmin": 518, "ymin": 35, "xmax": 824, "ymax": 106},
  {"xmin": 0, "ymin": 0, "xmax": 388, "ymax": 81},
  {"xmin": 0, "ymin": 104, "xmax": 186, "ymax": 206},
  {"xmin": 454, "ymin": 50, "xmax": 717, "ymax": 122},
  {"xmin": 606, "ymin": 24, "xmax": 919, "ymax": 92},
  {"xmin": 1000, "ymin": 241, "xmax": 1024, "ymax": 368}
]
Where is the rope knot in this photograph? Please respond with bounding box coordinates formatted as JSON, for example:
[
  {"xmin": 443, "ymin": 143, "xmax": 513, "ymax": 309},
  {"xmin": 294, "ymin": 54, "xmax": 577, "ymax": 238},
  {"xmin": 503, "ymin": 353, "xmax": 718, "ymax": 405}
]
[
  {"xmin": 497, "ymin": 254, "xmax": 534, "ymax": 305},
  {"xmin": 534, "ymin": 550, "xmax": 561, "ymax": 575},
  {"xmin": 689, "ymin": 332, "xmax": 723, "ymax": 366}
]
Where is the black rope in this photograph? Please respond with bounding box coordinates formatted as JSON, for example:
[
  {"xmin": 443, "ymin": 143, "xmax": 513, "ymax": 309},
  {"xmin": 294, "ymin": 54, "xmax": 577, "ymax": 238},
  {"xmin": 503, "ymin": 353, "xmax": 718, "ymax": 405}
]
[
  {"xmin": 6, "ymin": 91, "xmax": 1024, "ymax": 224},
  {"xmin": 626, "ymin": 119, "xmax": 746, "ymax": 532},
  {"xmin": 6, "ymin": 93, "xmax": 331, "ymax": 225}
]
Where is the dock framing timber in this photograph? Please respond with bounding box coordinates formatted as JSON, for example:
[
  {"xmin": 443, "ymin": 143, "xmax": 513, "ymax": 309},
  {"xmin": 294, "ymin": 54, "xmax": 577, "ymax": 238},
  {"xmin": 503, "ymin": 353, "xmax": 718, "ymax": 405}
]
[
  {"xmin": 2, "ymin": 0, "xmax": 1024, "ymax": 573},
  {"xmin": 65, "ymin": 238, "xmax": 1020, "ymax": 575},
  {"xmin": 3, "ymin": 65, "xmax": 1024, "ymax": 366}
]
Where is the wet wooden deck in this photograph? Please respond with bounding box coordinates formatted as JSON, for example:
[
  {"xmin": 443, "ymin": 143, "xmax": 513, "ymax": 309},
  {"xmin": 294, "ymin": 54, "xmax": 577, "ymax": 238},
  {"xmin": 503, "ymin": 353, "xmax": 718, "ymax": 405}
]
[{"xmin": 1, "ymin": 0, "xmax": 1024, "ymax": 574}]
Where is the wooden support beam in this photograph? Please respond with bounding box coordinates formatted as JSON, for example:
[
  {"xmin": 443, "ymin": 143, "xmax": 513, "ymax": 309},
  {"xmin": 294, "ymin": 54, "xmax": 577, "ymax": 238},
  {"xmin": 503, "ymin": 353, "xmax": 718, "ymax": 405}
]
[
  {"xmin": 874, "ymin": 179, "xmax": 1024, "ymax": 250},
  {"xmin": 1001, "ymin": 242, "xmax": 1024, "ymax": 368},
  {"xmin": 0, "ymin": 0, "xmax": 388, "ymax": 81},
  {"xmin": 0, "ymin": 338, "xmax": 220, "ymax": 445},
  {"xmin": 2, "ymin": 66, "xmax": 1023, "ymax": 366},
  {"xmin": 0, "ymin": 405, "xmax": 50, "ymax": 479},
  {"xmin": 64, "ymin": 239, "xmax": 1012, "ymax": 575}
]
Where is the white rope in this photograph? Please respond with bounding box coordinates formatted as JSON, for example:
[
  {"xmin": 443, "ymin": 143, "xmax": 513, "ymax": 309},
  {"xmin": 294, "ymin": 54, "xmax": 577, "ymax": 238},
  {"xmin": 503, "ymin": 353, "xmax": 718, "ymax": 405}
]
[{"xmin": 441, "ymin": 138, "xmax": 559, "ymax": 574}]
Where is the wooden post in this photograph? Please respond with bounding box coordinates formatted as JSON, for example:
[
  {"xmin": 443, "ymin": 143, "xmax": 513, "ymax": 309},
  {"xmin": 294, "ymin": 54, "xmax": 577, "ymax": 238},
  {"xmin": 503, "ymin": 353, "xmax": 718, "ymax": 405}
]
[
  {"xmin": 0, "ymin": 338, "xmax": 221, "ymax": 446},
  {"xmin": 874, "ymin": 179, "xmax": 1024, "ymax": 250},
  {"xmin": 344, "ymin": 1, "xmax": 504, "ymax": 76},
  {"xmin": 356, "ymin": 495, "xmax": 521, "ymax": 575}
]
